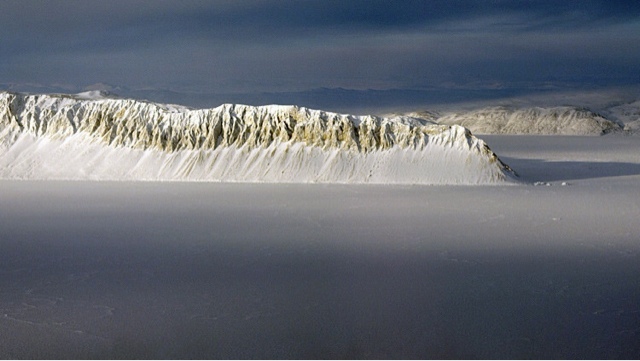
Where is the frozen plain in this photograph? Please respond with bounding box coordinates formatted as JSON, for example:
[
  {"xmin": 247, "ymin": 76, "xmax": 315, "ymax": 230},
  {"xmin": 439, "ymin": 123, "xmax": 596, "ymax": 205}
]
[{"xmin": 1, "ymin": 135, "xmax": 639, "ymax": 359}]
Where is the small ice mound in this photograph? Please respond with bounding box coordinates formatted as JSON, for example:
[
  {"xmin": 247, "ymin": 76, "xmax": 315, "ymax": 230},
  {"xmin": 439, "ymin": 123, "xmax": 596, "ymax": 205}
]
[
  {"xmin": 0, "ymin": 91, "xmax": 516, "ymax": 184},
  {"xmin": 534, "ymin": 181, "xmax": 552, "ymax": 186}
]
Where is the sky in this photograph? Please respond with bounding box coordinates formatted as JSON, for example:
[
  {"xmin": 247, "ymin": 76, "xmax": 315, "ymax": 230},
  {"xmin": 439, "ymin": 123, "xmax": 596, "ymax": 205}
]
[{"xmin": 1, "ymin": 0, "xmax": 639, "ymax": 112}]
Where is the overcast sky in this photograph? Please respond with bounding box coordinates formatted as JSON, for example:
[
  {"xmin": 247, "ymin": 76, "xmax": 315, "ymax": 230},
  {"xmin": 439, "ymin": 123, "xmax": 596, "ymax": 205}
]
[{"xmin": 1, "ymin": 0, "xmax": 639, "ymax": 111}]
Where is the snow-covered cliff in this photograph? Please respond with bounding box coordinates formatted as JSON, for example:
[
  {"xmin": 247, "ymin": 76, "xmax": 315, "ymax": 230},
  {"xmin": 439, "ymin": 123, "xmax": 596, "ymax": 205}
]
[{"xmin": 0, "ymin": 92, "xmax": 515, "ymax": 184}]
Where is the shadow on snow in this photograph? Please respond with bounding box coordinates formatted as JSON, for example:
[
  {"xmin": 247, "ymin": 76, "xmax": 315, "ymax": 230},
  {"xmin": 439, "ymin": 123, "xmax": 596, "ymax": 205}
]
[{"xmin": 502, "ymin": 157, "xmax": 640, "ymax": 183}]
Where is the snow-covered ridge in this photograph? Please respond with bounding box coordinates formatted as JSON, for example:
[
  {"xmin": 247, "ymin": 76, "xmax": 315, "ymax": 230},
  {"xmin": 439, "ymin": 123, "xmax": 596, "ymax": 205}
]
[
  {"xmin": 0, "ymin": 92, "xmax": 515, "ymax": 184},
  {"xmin": 408, "ymin": 106, "xmax": 623, "ymax": 135}
]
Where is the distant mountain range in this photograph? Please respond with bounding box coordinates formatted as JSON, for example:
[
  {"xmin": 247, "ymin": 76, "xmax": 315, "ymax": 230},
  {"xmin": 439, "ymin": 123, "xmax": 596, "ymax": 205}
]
[{"xmin": 3, "ymin": 82, "xmax": 639, "ymax": 123}]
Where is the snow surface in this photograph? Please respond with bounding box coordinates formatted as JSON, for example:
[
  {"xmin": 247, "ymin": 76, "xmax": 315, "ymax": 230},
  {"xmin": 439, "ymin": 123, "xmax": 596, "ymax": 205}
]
[
  {"xmin": 0, "ymin": 92, "xmax": 513, "ymax": 184},
  {"xmin": 1, "ymin": 133, "xmax": 639, "ymax": 358}
]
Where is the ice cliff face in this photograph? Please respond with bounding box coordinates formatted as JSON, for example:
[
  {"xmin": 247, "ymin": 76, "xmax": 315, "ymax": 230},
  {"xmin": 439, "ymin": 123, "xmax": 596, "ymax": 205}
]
[
  {"xmin": 434, "ymin": 106, "xmax": 622, "ymax": 135},
  {"xmin": 0, "ymin": 92, "xmax": 515, "ymax": 184}
]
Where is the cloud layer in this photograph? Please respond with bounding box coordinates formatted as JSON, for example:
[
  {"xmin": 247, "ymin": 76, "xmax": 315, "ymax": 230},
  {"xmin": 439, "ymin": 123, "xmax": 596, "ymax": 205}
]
[{"xmin": 1, "ymin": 0, "xmax": 639, "ymax": 110}]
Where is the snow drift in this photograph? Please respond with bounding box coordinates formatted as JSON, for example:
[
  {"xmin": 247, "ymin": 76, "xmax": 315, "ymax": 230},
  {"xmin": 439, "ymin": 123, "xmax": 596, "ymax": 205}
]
[
  {"xmin": 429, "ymin": 106, "xmax": 622, "ymax": 135},
  {"xmin": 0, "ymin": 92, "xmax": 515, "ymax": 184}
]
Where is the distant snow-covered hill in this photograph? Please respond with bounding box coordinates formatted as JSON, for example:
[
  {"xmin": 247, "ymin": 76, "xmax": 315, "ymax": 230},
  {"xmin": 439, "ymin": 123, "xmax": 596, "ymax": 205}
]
[
  {"xmin": 0, "ymin": 92, "xmax": 515, "ymax": 184},
  {"xmin": 602, "ymin": 100, "xmax": 640, "ymax": 134},
  {"xmin": 421, "ymin": 106, "xmax": 623, "ymax": 135}
]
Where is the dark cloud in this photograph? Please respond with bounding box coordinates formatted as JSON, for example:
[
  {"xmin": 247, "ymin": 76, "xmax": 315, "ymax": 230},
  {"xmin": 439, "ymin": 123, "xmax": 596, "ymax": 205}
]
[{"xmin": 1, "ymin": 0, "xmax": 639, "ymax": 110}]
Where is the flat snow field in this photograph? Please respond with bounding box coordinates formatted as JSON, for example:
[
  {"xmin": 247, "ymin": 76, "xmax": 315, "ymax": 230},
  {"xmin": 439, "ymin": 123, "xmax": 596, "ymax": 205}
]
[{"xmin": 1, "ymin": 135, "xmax": 639, "ymax": 359}]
